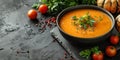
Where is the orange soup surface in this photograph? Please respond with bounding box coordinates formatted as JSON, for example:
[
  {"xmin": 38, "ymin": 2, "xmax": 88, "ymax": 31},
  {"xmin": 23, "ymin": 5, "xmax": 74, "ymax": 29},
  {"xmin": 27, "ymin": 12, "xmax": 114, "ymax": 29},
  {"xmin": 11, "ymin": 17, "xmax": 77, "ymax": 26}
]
[{"xmin": 60, "ymin": 9, "xmax": 112, "ymax": 38}]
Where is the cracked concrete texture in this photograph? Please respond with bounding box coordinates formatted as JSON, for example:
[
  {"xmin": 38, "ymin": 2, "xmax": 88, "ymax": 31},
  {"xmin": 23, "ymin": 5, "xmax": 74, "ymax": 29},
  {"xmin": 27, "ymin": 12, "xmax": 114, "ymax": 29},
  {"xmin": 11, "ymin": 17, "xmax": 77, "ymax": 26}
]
[{"xmin": 0, "ymin": 0, "xmax": 66, "ymax": 60}]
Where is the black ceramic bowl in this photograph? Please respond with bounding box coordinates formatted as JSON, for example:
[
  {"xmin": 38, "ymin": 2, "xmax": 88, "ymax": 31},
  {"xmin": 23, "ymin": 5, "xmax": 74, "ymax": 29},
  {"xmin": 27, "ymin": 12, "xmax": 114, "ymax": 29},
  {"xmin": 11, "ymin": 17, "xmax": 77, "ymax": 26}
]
[{"xmin": 56, "ymin": 5, "xmax": 115, "ymax": 44}]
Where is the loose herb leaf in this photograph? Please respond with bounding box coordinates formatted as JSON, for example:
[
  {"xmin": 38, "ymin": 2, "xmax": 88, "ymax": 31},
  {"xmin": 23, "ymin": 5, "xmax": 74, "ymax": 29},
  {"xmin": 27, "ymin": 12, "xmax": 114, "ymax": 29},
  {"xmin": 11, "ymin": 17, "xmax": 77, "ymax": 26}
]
[
  {"xmin": 83, "ymin": 24, "xmax": 87, "ymax": 30},
  {"xmin": 79, "ymin": 49, "xmax": 91, "ymax": 59},
  {"xmin": 82, "ymin": 0, "xmax": 96, "ymax": 5},
  {"xmin": 41, "ymin": 0, "xmax": 47, "ymax": 3},
  {"xmin": 89, "ymin": 20, "xmax": 95, "ymax": 27},
  {"xmin": 79, "ymin": 17, "xmax": 84, "ymax": 21},
  {"xmin": 91, "ymin": 46, "xmax": 99, "ymax": 53},
  {"xmin": 32, "ymin": 3, "xmax": 40, "ymax": 9},
  {"xmin": 72, "ymin": 16, "xmax": 78, "ymax": 20}
]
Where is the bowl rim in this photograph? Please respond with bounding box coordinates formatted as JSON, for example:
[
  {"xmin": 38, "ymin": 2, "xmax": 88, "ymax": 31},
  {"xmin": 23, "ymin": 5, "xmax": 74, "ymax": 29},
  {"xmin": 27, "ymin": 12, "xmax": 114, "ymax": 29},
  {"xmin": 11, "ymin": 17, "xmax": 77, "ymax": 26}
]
[{"xmin": 56, "ymin": 5, "xmax": 115, "ymax": 39}]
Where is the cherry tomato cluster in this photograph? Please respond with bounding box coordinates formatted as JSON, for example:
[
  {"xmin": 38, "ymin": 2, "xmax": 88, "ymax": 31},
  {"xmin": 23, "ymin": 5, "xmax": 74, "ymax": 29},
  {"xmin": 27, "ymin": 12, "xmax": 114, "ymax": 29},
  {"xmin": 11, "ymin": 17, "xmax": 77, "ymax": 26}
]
[
  {"xmin": 92, "ymin": 35, "xmax": 119, "ymax": 60},
  {"xmin": 105, "ymin": 35, "xmax": 119, "ymax": 57},
  {"xmin": 27, "ymin": 4, "xmax": 48, "ymax": 20}
]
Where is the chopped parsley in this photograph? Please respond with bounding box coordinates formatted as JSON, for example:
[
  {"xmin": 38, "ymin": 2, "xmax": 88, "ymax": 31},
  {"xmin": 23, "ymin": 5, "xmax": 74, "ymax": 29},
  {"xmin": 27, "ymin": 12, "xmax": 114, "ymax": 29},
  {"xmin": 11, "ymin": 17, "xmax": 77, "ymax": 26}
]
[{"xmin": 72, "ymin": 12, "xmax": 95, "ymax": 30}]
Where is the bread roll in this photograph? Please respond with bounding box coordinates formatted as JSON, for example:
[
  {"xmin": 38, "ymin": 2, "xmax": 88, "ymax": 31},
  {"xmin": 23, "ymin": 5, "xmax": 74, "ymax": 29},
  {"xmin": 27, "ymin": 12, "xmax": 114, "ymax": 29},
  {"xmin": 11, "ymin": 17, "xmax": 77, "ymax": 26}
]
[
  {"xmin": 117, "ymin": 6, "xmax": 120, "ymax": 13},
  {"xmin": 97, "ymin": 0, "xmax": 104, "ymax": 7},
  {"xmin": 111, "ymin": 0, "xmax": 117, "ymax": 13},
  {"xmin": 117, "ymin": 0, "xmax": 120, "ymax": 13},
  {"xmin": 103, "ymin": 0, "xmax": 111, "ymax": 12},
  {"xmin": 116, "ymin": 14, "xmax": 120, "ymax": 20},
  {"xmin": 117, "ymin": 0, "xmax": 120, "ymax": 6},
  {"xmin": 116, "ymin": 14, "xmax": 120, "ymax": 32}
]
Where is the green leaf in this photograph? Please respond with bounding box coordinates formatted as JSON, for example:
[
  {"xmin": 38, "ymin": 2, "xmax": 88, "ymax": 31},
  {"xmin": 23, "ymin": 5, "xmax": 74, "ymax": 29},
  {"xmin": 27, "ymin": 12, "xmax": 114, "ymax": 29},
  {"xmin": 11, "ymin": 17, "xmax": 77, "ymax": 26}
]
[
  {"xmin": 71, "ymin": 12, "xmax": 96, "ymax": 30},
  {"xmin": 51, "ymin": 2, "xmax": 58, "ymax": 11},
  {"xmin": 89, "ymin": 20, "xmax": 95, "ymax": 27},
  {"xmin": 89, "ymin": 23, "xmax": 93, "ymax": 27},
  {"xmin": 92, "ymin": 0, "xmax": 97, "ymax": 4},
  {"xmin": 69, "ymin": 2, "xmax": 77, "ymax": 6},
  {"xmin": 41, "ymin": 0, "xmax": 47, "ymax": 3},
  {"xmin": 32, "ymin": 3, "xmax": 40, "ymax": 9},
  {"xmin": 83, "ymin": 24, "xmax": 87, "ymax": 30},
  {"xmin": 90, "ymin": 20, "xmax": 95, "ymax": 22},
  {"xmin": 91, "ymin": 46, "xmax": 99, "ymax": 53},
  {"xmin": 40, "ymin": 0, "xmax": 78, "ymax": 15},
  {"xmin": 79, "ymin": 17, "xmax": 84, "ymax": 21},
  {"xmin": 72, "ymin": 16, "xmax": 78, "ymax": 20},
  {"xmin": 82, "ymin": 0, "xmax": 96, "ymax": 5},
  {"xmin": 79, "ymin": 46, "xmax": 100, "ymax": 59},
  {"xmin": 79, "ymin": 49, "xmax": 91, "ymax": 59}
]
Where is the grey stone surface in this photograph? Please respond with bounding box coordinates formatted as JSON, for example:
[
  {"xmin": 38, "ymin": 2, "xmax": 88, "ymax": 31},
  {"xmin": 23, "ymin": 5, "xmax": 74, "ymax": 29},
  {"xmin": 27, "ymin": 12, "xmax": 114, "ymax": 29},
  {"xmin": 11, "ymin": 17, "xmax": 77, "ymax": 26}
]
[{"xmin": 0, "ymin": 0, "xmax": 67, "ymax": 60}]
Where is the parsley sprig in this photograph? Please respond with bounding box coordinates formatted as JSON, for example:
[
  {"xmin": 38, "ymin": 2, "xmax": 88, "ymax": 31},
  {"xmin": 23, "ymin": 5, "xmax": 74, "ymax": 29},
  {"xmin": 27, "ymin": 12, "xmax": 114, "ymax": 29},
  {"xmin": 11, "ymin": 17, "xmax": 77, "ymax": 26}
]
[
  {"xmin": 32, "ymin": 0, "xmax": 97, "ymax": 15},
  {"xmin": 82, "ymin": 0, "xmax": 96, "ymax": 5},
  {"xmin": 79, "ymin": 46, "xmax": 100, "ymax": 59},
  {"xmin": 72, "ymin": 12, "xmax": 95, "ymax": 30}
]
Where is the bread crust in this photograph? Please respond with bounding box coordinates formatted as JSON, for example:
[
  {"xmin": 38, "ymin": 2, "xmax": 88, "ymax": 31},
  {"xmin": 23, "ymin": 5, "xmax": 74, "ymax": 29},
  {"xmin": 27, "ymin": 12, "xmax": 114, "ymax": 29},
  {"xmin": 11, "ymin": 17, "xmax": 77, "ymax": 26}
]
[{"xmin": 103, "ymin": 0, "xmax": 111, "ymax": 12}]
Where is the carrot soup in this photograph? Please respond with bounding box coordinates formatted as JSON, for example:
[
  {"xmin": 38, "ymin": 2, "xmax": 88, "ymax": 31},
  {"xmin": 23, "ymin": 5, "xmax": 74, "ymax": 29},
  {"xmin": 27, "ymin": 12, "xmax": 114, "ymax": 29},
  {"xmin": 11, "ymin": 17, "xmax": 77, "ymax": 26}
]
[{"xmin": 59, "ymin": 9, "xmax": 112, "ymax": 38}]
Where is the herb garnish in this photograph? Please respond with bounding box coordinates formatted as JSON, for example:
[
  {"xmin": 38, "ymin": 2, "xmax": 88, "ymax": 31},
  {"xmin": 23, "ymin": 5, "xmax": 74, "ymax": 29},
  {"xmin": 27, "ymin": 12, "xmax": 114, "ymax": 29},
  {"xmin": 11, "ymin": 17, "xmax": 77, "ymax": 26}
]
[
  {"xmin": 32, "ymin": 0, "xmax": 97, "ymax": 15},
  {"xmin": 79, "ymin": 49, "xmax": 91, "ymax": 59},
  {"xmin": 79, "ymin": 46, "xmax": 100, "ymax": 59},
  {"xmin": 72, "ymin": 12, "xmax": 95, "ymax": 30},
  {"xmin": 32, "ymin": 3, "xmax": 40, "ymax": 9},
  {"xmin": 82, "ymin": 0, "xmax": 96, "ymax": 5},
  {"xmin": 41, "ymin": 0, "xmax": 78, "ymax": 15}
]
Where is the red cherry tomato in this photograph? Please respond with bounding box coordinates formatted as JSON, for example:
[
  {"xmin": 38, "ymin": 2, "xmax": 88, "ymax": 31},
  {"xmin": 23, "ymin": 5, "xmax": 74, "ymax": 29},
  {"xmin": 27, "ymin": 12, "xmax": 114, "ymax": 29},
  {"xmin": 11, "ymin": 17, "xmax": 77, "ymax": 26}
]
[
  {"xmin": 92, "ymin": 52, "xmax": 104, "ymax": 60},
  {"xmin": 105, "ymin": 46, "xmax": 117, "ymax": 57},
  {"xmin": 27, "ymin": 9, "xmax": 37, "ymax": 20},
  {"xmin": 110, "ymin": 35, "xmax": 119, "ymax": 45},
  {"xmin": 38, "ymin": 4, "xmax": 48, "ymax": 14}
]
